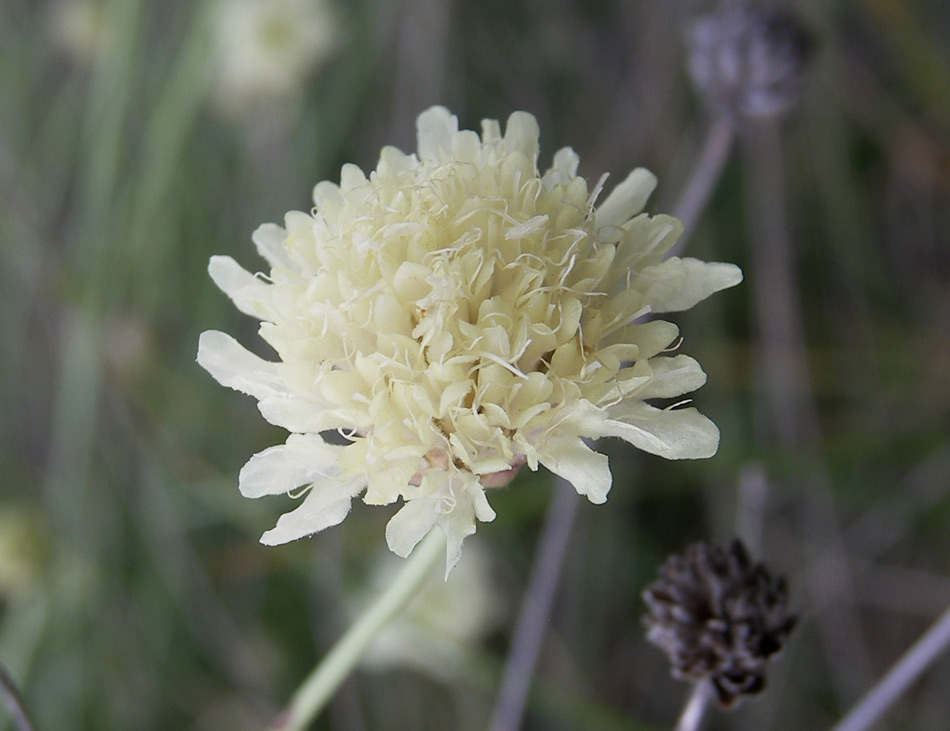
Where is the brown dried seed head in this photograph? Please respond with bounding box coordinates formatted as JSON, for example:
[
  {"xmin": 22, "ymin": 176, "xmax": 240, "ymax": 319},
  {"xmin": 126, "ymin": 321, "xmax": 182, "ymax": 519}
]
[
  {"xmin": 642, "ymin": 539, "xmax": 796, "ymax": 708},
  {"xmin": 687, "ymin": 1, "xmax": 814, "ymax": 122}
]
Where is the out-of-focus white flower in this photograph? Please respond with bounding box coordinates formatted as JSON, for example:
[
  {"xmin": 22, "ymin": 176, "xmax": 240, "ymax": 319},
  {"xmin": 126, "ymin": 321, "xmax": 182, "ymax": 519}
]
[
  {"xmin": 198, "ymin": 106, "xmax": 742, "ymax": 573},
  {"xmin": 359, "ymin": 542, "xmax": 503, "ymax": 680},
  {"xmin": 48, "ymin": 0, "xmax": 110, "ymax": 64},
  {"xmin": 210, "ymin": 0, "xmax": 338, "ymax": 116}
]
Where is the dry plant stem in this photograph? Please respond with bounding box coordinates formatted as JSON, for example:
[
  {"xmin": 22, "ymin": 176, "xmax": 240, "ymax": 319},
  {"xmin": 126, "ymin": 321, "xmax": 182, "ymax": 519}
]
[
  {"xmin": 267, "ymin": 528, "xmax": 446, "ymax": 731},
  {"xmin": 829, "ymin": 603, "xmax": 950, "ymax": 731},
  {"xmin": 487, "ymin": 477, "xmax": 580, "ymax": 731},
  {"xmin": 670, "ymin": 116, "xmax": 736, "ymax": 253},
  {"xmin": 675, "ymin": 681, "xmax": 712, "ymax": 731},
  {"xmin": 742, "ymin": 119, "xmax": 874, "ymax": 705},
  {"xmin": 0, "ymin": 661, "xmax": 35, "ymax": 731}
]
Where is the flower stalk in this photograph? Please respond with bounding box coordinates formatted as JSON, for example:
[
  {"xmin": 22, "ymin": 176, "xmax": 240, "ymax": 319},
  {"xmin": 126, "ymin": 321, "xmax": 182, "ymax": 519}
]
[
  {"xmin": 487, "ymin": 477, "xmax": 579, "ymax": 731},
  {"xmin": 0, "ymin": 661, "xmax": 35, "ymax": 731},
  {"xmin": 829, "ymin": 602, "xmax": 950, "ymax": 731},
  {"xmin": 675, "ymin": 680, "xmax": 712, "ymax": 731},
  {"xmin": 267, "ymin": 528, "xmax": 446, "ymax": 731},
  {"xmin": 669, "ymin": 117, "xmax": 736, "ymax": 254}
]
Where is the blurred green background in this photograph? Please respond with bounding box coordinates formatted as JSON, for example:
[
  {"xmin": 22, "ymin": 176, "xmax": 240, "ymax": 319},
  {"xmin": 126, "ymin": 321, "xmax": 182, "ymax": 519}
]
[{"xmin": 2, "ymin": 0, "xmax": 949, "ymax": 729}]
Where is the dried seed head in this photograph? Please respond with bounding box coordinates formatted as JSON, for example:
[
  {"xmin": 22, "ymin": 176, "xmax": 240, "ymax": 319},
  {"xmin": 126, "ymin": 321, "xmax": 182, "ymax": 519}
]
[
  {"xmin": 642, "ymin": 539, "xmax": 795, "ymax": 708},
  {"xmin": 687, "ymin": 1, "xmax": 813, "ymax": 122}
]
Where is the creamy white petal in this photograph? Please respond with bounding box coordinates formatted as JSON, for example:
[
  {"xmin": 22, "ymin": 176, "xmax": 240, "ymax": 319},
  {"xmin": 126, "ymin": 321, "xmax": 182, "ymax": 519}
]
[
  {"xmin": 197, "ymin": 330, "xmax": 285, "ymax": 399},
  {"xmin": 469, "ymin": 484, "xmax": 497, "ymax": 523},
  {"xmin": 637, "ymin": 257, "xmax": 743, "ymax": 314},
  {"xmin": 251, "ymin": 223, "xmax": 294, "ymax": 270},
  {"xmin": 259, "ymin": 472, "xmax": 367, "ymax": 545},
  {"xmin": 502, "ymin": 111, "xmax": 540, "ymax": 160},
  {"xmin": 312, "ymin": 180, "xmax": 343, "ymax": 212},
  {"xmin": 451, "ymin": 129, "xmax": 482, "ymax": 164},
  {"xmin": 439, "ymin": 485, "xmax": 485, "ymax": 576},
  {"xmin": 208, "ymin": 255, "xmax": 273, "ymax": 319},
  {"xmin": 595, "ymin": 168, "xmax": 657, "ymax": 229},
  {"xmin": 542, "ymin": 146, "xmax": 579, "ymax": 188},
  {"xmin": 239, "ymin": 433, "xmax": 343, "ymax": 498},
  {"xmin": 257, "ymin": 397, "xmax": 364, "ymax": 433},
  {"xmin": 386, "ymin": 499, "xmax": 440, "ymax": 558},
  {"xmin": 638, "ymin": 355, "xmax": 708, "ymax": 399},
  {"xmin": 378, "ymin": 145, "xmax": 414, "ymax": 176},
  {"xmin": 417, "ymin": 106, "xmax": 457, "ymax": 162},
  {"xmin": 538, "ymin": 436, "xmax": 612, "ymax": 504},
  {"xmin": 600, "ymin": 402, "xmax": 720, "ymax": 459}
]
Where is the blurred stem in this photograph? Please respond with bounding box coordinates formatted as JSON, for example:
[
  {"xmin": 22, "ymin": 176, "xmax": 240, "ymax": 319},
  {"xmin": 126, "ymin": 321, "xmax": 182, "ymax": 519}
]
[
  {"xmin": 488, "ymin": 477, "xmax": 579, "ymax": 731},
  {"xmin": 77, "ymin": 0, "xmax": 144, "ymax": 294},
  {"xmin": 742, "ymin": 119, "xmax": 874, "ymax": 703},
  {"xmin": 670, "ymin": 116, "xmax": 736, "ymax": 254},
  {"xmin": 675, "ymin": 681, "xmax": 711, "ymax": 731},
  {"xmin": 267, "ymin": 529, "xmax": 446, "ymax": 731},
  {"xmin": 829, "ymin": 602, "xmax": 950, "ymax": 731},
  {"xmin": 0, "ymin": 661, "xmax": 35, "ymax": 731}
]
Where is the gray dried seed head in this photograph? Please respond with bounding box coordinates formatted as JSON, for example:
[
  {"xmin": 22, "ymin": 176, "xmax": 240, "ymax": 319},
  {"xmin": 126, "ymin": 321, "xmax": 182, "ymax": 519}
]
[
  {"xmin": 642, "ymin": 539, "xmax": 796, "ymax": 708},
  {"xmin": 687, "ymin": 1, "xmax": 813, "ymax": 122}
]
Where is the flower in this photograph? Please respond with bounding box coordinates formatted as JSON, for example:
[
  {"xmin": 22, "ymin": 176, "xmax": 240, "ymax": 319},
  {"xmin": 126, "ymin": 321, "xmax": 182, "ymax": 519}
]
[
  {"xmin": 642, "ymin": 539, "xmax": 796, "ymax": 708},
  {"xmin": 48, "ymin": 0, "xmax": 111, "ymax": 65},
  {"xmin": 359, "ymin": 542, "xmax": 503, "ymax": 680},
  {"xmin": 210, "ymin": 0, "xmax": 338, "ymax": 116},
  {"xmin": 198, "ymin": 106, "xmax": 742, "ymax": 573}
]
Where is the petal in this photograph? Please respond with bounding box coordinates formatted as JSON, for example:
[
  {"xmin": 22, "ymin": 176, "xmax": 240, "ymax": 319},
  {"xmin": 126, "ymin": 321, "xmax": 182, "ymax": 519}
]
[
  {"xmin": 208, "ymin": 255, "xmax": 273, "ymax": 319},
  {"xmin": 609, "ymin": 214, "xmax": 684, "ymax": 268},
  {"xmin": 257, "ymin": 397, "xmax": 364, "ymax": 433},
  {"xmin": 259, "ymin": 472, "xmax": 367, "ymax": 545},
  {"xmin": 480, "ymin": 117, "xmax": 501, "ymax": 143},
  {"xmin": 386, "ymin": 474, "xmax": 495, "ymax": 576},
  {"xmin": 637, "ymin": 257, "xmax": 743, "ymax": 314},
  {"xmin": 502, "ymin": 111, "xmax": 540, "ymax": 160},
  {"xmin": 595, "ymin": 168, "xmax": 657, "ymax": 229},
  {"xmin": 639, "ymin": 355, "xmax": 708, "ymax": 399},
  {"xmin": 340, "ymin": 162, "xmax": 368, "ymax": 192},
  {"xmin": 377, "ymin": 145, "xmax": 414, "ymax": 176},
  {"xmin": 197, "ymin": 330, "xmax": 284, "ymax": 400},
  {"xmin": 600, "ymin": 402, "xmax": 720, "ymax": 459},
  {"xmin": 538, "ymin": 436, "xmax": 612, "ymax": 504},
  {"xmin": 505, "ymin": 215, "xmax": 548, "ymax": 240},
  {"xmin": 451, "ymin": 129, "xmax": 482, "ymax": 164},
  {"xmin": 386, "ymin": 499, "xmax": 440, "ymax": 558},
  {"xmin": 238, "ymin": 433, "xmax": 344, "ymax": 498},
  {"xmin": 542, "ymin": 146, "xmax": 579, "ymax": 188},
  {"xmin": 439, "ymin": 486, "xmax": 485, "ymax": 577},
  {"xmin": 251, "ymin": 223, "xmax": 294, "ymax": 270},
  {"xmin": 312, "ymin": 180, "xmax": 343, "ymax": 212},
  {"xmin": 417, "ymin": 106, "xmax": 458, "ymax": 162}
]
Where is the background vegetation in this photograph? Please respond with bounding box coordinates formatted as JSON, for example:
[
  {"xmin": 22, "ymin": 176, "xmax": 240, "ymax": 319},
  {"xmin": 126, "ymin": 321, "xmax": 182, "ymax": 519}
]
[{"xmin": 1, "ymin": 0, "xmax": 949, "ymax": 729}]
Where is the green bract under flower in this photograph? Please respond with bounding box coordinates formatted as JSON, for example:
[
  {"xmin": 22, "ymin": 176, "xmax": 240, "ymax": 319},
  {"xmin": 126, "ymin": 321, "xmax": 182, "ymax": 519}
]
[{"xmin": 198, "ymin": 107, "xmax": 742, "ymax": 573}]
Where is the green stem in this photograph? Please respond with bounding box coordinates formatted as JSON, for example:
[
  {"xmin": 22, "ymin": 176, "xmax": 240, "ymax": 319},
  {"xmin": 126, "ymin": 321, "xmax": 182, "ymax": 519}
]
[{"xmin": 267, "ymin": 529, "xmax": 447, "ymax": 731}]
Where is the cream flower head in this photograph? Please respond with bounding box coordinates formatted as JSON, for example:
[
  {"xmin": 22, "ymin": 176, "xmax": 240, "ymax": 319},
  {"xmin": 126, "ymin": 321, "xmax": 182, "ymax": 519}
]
[{"xmin": 198, "ymin": 106, "xmax": 741, "ymax": 573}]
